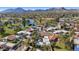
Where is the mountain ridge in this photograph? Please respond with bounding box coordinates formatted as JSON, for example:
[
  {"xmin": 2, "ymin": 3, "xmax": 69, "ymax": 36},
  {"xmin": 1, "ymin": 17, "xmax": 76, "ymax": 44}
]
[
  {"xmin": 1, "ymin": 7, "xmax": 27, "ymax": 13},
  {"xmin": 0, "ymin": 7, "xmax": 78, "ymax": 13}
]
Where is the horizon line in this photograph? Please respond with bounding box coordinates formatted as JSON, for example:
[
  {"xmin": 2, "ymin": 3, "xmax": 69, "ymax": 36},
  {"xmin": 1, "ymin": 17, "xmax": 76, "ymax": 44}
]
[{"xmin": 0, "ymin": 7, "xmax": 79, "ymax": 11}]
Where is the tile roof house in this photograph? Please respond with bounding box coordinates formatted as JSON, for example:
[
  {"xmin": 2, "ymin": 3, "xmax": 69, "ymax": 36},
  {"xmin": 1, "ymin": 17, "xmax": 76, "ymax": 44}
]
[
  {"xmin": 39, "ymin": 31, "xmax": 59, "ymax": 42},
  {"xmin": 74, "ymin": 24, "xmax": 79, "ymax": 32},
  {"xmin": 26, "ymin": 28, "xmax": 34, "ymax": 32},
  {"xmin": 74, "ymin": 33, "xmax": 79, "ymax": 45},
  {"xmin": 7, "ymin": 35, "xmax": 16, "ymax": 41},
  {"xmin": 6, "ymin": 35, "xmax": 21, "ymax": 41},
  {"xmin": 48, "ymin": 34, "xmax": 59, "ymax": 42},
  {"xmin": 39, "ymin": 31, "xmax": 53, "ymax": 37}
]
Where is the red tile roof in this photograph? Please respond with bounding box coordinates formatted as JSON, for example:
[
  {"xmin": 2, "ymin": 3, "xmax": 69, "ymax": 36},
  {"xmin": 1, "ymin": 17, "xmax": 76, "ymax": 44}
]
[
  {"xmin": 48, "ymin": 34, "xmax": 59, "ymax": 41},
  {"xmin": 7, "ymin": 35, "xmax": 16, "ymax": 41}
]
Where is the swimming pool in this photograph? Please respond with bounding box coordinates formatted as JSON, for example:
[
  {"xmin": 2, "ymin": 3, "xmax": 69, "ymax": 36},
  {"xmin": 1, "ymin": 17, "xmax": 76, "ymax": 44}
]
[{"xmin": 74, "ymin": 45, "xmax": 79, "ymax": 51}]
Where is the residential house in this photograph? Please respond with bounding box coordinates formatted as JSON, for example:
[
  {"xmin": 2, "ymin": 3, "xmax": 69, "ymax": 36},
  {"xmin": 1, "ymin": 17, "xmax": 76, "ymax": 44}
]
[
  {"xmin": 0, "ymin": 41, "xmax": 16, "ymax": 51},
  {"xmin": 43, "ymin": 36, "xmax": 50, "ymax": 45},
  {"xmin": 3, "ymin": 35, "xmax": 22, "ymax": 41},
  {"xmin": 35, "ymin": 39, "xmax": 44, "ymax": 46},
  {"xmin": 7, "ymin": 35, "xmax": 17, "ymax": 41},
  {"xmin": 0, "ymin": 41, "xmax": 6, "ymax": 49},
  {"xmin": 17, "ymin": 31, "xmax": 27, "ymax": 37},
  {"xmin": 36, "ymin": 41, "xmax": 44, "ymax": 46},
  {"xmin": 25, "ymin": 19, "xmax": 36, "ymax": 26},
  {"xmin": 0, "ymin": 20, "xmax": 3, "ymax": 26},
  {"xmin": 17, "ymin": 30, "xmax": 31, "ymax": 39},
  {"xmin": 74, "ymin": 23, "xmax": 79, "ymax": 32},
  {"xmin": 53, "ymin": 30, "xmax": 68, "ymax": 34},
  {"xmin": 7, "ymin": 19, "xmax": 15, "ymax": 24},
  {"xmin": 36, "ymin": 26, "xmax": 42, "ymax": 31},
  {"xmin": 26, "ymin": 28, "xmax": 34, "ymax": 32},
  {"xmin": 39, "ymin": 31, "xmax": 59, "ymax": 45},
  {"xmin": 39, "ymin": 31, "xmax": 53, "ymax": 37},
  {"xmin": 74, "ymin": 32, "xmax": 79, "ymax": 51},
  {"xmin": 25, "ymin": 32, "xmax": 31, "ymax": 39},
  {"xmin": 74, "ymin": 32, "xmax": 79, "ymax": 45},
  {"xmin": 48, "ymin": 34, "xmax": 59, "ymax": 42},
  {"xmin": 46, "ymin": 27, "xmax": 58, "ymax": 32},
  {"xmin": 6, "ymin": 42, "xmax": 16, "ymax": 49},
  {"xmin": 58, "ymin": 18, "xmax": 71, "ymax": 29}
]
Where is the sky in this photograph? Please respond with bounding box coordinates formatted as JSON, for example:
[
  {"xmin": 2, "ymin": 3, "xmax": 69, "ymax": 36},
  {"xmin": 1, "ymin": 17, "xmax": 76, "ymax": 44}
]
[
  {"xmin": 0, "ymin": 7, "xmax": 50, "ymax": 11},
  {"xmin": 0, "ymin": 7, "xmax": 79, "ymax": 11}
]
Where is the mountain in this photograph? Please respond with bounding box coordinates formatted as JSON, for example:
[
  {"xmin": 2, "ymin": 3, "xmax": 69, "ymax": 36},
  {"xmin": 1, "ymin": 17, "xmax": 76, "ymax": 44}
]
[
  {"xmin": 47, "ymin": 7, "xmax": 66, "ymax": 11},
  {"xmin": 1, "ymin": 7, "xmax": 77, "ymax": 13},
  {"xmin": 14, "ymin": 8, "xmax": 26, "ymax": 13},
  {"xmin": 1, "ymin": 7, "xmax": 27, "ymax": 13}
]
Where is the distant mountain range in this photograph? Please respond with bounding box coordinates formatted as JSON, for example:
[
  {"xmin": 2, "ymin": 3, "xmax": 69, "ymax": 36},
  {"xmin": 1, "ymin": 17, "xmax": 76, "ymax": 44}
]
[
  {"xmin": 1, "ymin": 7, "xmax": 27, "ymax": 13},
  {"xmin": 0, "ymin": 7, "xmax": 78, "ymax": 13}
]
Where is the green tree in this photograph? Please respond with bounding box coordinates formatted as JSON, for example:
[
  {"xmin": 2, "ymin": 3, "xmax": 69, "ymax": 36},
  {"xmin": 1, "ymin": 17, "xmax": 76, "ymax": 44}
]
[{"xmin": 22, "ymin": 17, "xmax": 26, "ymax": 27}]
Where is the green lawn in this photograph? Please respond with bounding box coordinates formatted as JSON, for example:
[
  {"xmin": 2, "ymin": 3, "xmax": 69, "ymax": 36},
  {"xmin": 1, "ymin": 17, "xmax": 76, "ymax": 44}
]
[{"xmin": 4, "ymin": 27, "xmax": 16, "ymax": 35}]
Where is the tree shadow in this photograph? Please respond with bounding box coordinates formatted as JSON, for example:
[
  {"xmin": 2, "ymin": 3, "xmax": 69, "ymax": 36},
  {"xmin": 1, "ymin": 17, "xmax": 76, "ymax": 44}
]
[{"xmin": 54, "ymin": 46, "xmax": 62, "ymax": 49}]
